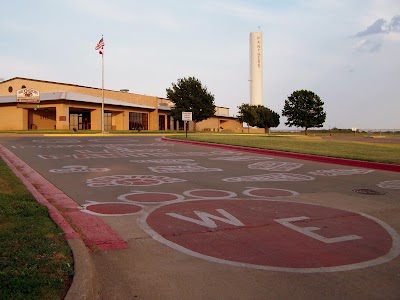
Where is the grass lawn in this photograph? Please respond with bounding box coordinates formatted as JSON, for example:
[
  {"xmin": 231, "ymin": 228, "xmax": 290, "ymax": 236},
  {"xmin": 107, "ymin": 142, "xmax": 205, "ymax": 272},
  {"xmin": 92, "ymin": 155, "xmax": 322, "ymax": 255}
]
[
  {"xmin": 0, "ymin": 158, "xmax": 73, "ymax": 299},
  {"xmin": 169, "ymin": 134, "xmax": 400, "ymax": 165}
]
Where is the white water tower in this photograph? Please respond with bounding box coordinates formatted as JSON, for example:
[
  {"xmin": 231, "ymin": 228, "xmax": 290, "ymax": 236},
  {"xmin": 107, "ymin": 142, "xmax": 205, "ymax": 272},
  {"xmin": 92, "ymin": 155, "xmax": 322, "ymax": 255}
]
[{"xmin": 249, "ymin": 32, "xmax": 263, "ymax": 106}]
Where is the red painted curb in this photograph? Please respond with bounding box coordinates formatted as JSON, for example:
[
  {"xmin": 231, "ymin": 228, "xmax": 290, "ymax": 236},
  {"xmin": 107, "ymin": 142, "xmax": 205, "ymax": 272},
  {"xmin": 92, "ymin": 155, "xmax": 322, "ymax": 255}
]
[
  {"xmin": 162, "ymin": 137, "xmax": 400, "ymax": 172},
  {"xmin": 0, "ymin": 145, "xmax": 128, "ymax": 251}
]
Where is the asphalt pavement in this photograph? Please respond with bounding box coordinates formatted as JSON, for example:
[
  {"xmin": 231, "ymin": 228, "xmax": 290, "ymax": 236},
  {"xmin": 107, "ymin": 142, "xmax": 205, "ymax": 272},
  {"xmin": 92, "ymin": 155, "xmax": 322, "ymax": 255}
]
[{"xmin": 1, "ymin": 135, "xmax": 399, "ymax": 300}]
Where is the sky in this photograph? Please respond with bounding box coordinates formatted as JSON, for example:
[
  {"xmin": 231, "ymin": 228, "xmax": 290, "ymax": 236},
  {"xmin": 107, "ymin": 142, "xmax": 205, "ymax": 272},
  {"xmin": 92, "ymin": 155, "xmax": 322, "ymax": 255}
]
[{"xmin": 1, "ymin": 0, "xmax": 399, "ymax": 130}]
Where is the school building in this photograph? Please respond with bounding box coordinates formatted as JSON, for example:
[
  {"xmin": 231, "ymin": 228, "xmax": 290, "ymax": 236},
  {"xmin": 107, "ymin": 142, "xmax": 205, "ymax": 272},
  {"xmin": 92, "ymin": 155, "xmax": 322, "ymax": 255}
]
[{"xmin": 0, "ymin": 77, "xmax": 243, "ymax": 132}]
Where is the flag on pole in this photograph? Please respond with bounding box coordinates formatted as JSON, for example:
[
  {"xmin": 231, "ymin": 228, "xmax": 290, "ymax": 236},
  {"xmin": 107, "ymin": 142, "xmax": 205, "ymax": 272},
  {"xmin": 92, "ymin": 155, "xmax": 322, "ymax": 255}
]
[{"xmin": 95, "ymin": 37, "xmax": 105, "ymax": 54}]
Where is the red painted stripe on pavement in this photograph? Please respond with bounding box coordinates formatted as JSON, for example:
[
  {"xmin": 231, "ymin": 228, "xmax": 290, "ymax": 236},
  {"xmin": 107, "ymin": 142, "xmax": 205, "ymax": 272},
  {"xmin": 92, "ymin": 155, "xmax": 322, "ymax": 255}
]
[
  {"xmin": 0, "ymin": 145, "xmax": 128, "ymax": 251},
  {"xmin": 162, "ymin": 137, "xmax": 400, "ymax": 172}
]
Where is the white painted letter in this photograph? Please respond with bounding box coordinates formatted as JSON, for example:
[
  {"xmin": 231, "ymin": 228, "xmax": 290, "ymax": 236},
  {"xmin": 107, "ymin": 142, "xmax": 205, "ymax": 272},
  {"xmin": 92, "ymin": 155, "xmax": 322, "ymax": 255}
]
[
  {"xmin": 275, "ymin": 216, "xmax": 362, "ymax": 243},
  {"xmin": 166, "ymin": 209, "xmax": 245, "ymax": 229}
]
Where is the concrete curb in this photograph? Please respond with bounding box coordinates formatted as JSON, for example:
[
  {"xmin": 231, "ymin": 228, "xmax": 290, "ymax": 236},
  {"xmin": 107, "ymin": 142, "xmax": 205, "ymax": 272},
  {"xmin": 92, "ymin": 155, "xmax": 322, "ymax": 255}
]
[
  {"xmin": 0, "ymin": 145, "xmax": 99, "ymax": 300},
  {"xmin": 162, "ymin": 137, "xmax": 400, "ymax": 172},
  {"xmin": 65, "ymin": 239, "xmax": 99, "ymax": 300}
]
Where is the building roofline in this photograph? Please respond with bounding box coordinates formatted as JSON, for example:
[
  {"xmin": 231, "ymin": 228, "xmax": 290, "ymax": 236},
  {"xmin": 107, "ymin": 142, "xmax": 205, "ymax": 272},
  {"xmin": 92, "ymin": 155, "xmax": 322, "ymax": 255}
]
[
  {"xmin": 0, "ymin": 91, "xmax": 155, "ymax": 110},
  {"xmin": 0, "ymin": 77, "xmax": 155, "ymax": 97}
]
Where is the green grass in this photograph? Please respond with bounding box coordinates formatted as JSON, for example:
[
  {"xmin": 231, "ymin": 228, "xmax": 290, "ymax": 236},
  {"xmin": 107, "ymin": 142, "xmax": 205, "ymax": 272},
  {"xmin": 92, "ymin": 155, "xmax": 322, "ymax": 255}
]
[
  {"xmin": 169, "ymin": 134, "xmax": 400, "ymax": 165},
  {"xmin": 0, "ymin": 158, "xmax": 73, "ymax": 300}
]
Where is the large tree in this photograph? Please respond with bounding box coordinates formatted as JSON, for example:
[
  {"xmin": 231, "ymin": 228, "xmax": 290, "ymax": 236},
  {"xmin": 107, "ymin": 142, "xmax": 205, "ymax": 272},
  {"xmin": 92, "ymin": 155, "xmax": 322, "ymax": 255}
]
[
  {"xmin": 254, "ymin": 105, "xmax": 280, "ymax": 133},
  {"xmin": 282, "ymin": 90, "xmax": 326, "ymax": 135},
  {"xmin": 166, "ymin": 77, "xmax": 216, "ymax": 127},
  {"xmin": 237, "ymin": 104, "xmax": 280, "ymax": 133},
  {"xmin": 237, "ymin": 104, "xmax": 257, "ymax": 132}
]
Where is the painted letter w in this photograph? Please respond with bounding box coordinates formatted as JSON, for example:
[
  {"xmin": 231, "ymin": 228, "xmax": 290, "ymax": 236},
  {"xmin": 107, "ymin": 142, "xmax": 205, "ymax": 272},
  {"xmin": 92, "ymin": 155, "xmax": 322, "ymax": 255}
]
[{"xmin": 166, "ymin": 209, "xmax": 244, "ymax": 229}]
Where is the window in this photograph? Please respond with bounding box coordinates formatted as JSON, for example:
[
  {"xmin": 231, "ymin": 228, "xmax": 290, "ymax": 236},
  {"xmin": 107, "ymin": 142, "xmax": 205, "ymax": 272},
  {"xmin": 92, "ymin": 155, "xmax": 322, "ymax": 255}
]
[
  {"xmin": 129, "ymin": 112, "xmax": 148, "ymax": 130},
  {"xmin": 8, "ymin": 86, "xmax": 13, "ymax": 93}
]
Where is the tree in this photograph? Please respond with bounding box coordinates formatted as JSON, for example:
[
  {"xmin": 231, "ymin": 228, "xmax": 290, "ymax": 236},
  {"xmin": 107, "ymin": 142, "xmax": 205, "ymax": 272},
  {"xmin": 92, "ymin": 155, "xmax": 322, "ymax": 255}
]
[
  {"xmin": 254, "ymin": 105, "xmax": 280, "ymax": 133},
  {"xmin": 237, "ymin": 104, "xmax": 280, "ymax": 133},
  {"xmin": 166, "ymin": 77, "xmax": 216, "ymax": 128},
  {"xmin": 282, "ymin": 90, "xmax": 326, "ymax": 135},
  {"xmin": 237, "ymin": 104, "xmax": 257, "ymax": 132}
]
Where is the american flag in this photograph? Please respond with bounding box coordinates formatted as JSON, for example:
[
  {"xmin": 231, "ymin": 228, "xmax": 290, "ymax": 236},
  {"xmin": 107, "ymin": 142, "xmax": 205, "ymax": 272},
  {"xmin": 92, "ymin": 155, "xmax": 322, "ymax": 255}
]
[{"xmin": 95, "ymin": 37, "xmax": 105, "ymax": 51}]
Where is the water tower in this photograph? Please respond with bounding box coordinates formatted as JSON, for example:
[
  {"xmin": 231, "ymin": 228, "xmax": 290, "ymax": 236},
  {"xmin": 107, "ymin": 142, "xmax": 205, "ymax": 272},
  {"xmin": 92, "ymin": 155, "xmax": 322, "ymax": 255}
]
[{"xmin": 249, "ymin": 32, "xmax": 263, "ymax": 106}]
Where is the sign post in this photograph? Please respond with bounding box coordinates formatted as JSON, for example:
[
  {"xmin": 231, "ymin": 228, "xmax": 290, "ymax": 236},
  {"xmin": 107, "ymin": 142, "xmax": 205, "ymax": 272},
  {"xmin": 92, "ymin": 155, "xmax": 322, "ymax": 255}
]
[
  {"xmin": 352, "ymin": 127, "xmax": 357, "ymax": 136},
  {"xmin": 182, "ymin": 112, "xmax": 192, "ymax": 138}
]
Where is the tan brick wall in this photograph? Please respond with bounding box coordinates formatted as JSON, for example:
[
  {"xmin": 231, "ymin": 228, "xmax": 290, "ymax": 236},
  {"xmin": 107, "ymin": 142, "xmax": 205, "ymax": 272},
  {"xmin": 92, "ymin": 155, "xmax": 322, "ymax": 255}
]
[
  {"xmin": 55, "ymin": 104, "xmax": 70, "ymax": 130},
  {"xmin": 242, "ymin": 127, "xmax": 266, "ymax": 133},
  {"xmin": 29, "ymin": 110, "xmax": 56, "ymax": 130},
  {"xmin": 0, "ymin": 106, "xmax": 26, "ymax": 130},
  {"xmin": 113, "ymin": 111, "xmax": 126, "ymax": 130},
  {"xmin": 196, "ymin": 117, "xmax": 242, "ymax": 133},
  {"xmin": 215, "ymin": 107, "xmax": 229, "ymax": 116}
]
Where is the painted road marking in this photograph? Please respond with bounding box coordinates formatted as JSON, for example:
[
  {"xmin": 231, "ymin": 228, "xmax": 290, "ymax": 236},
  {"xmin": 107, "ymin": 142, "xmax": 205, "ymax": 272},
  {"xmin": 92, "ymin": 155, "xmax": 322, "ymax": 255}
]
[
  {"xmin": 32, "ymin": 139, "xmax": 81, "ymax": 143},
  {"xmin": 308, "ymin": 169, "xmax": 374, "ymax": 176},
  {"xmin": 130, "ymin": 159, "xmax": 196, "ymax": 165},
  {"xmin": 12, "ymin": 144, "xmax": 168, "ymax": 149},
  {"xmin": 223, "ymin": 173, "xmax": 315, "ymax": 182},
  {"xmin": 167, "ymin": 209, "xmax": 245, "ymax": 229},
  {"xmin": 149, "ymin": 165, "xmax": 223, "ymax": 173},
  {"xmin": 183, "ymin": 189, "xmax": 237, "ymax": 199},
  {"xmin": 87, "ymin": 175, "xmax": 186, "ymax": 187},
  {"xmin": 242, "ymin": 187, "xmax": 299, "ymax": 198},
  {"xmin": 248, "ymin": 161, "xmax": 303, "ymax": 172},
  {"xmin": 275, "ymin": 216, "xmax": 362, "ymax": 243},
  {"xmin": 88, "ymin": 139, "xmax": 138, "ymax": 143},
  {"xmin": 37, "ymin": 150, "xmax": 239, "ymax": 160},
  {"xmin": 82, "ymin": 201, "xmax": 143, "ymax": 216},
  {"xmin": 118, "ymin": 191, "xmax": 185, "ymax": 203},
  {"xmin": 209, "ymin": 156, "xmax": 273, "ymax": 161},
  {"xmin": 38, "ymin": 154, "xmax": 72, "ymax": 159},
  {"xmin": 141, "ymin": 199, "xmax": 400, "ymax": 273},
  {"xmin": 49, "ymin": 165, "xmax": 110, "ymax": 173},
  {"xmin": 377, "ymin": 180, "xmax": 400, "ymax": 189}
]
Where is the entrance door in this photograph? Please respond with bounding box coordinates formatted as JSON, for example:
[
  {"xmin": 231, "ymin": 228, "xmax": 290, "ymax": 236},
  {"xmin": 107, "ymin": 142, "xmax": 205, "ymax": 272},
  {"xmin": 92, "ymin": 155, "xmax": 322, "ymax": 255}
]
[
  {"xmin": 159, "ymin": 115, "xmax": 165, "ymax": 130},
  {"xmin": 70, "ymin": 112, "xmax": 91, "ymax": 130}
]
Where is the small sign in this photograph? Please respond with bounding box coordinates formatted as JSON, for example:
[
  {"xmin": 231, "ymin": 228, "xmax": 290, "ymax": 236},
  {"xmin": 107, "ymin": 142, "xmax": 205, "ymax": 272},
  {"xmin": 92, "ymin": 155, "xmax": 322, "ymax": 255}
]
[
  {"xmin": 16, "ymin": 88, "xmax": 40, "ymax": 103},
  {"xmin": 182, "ymin": 112, "xmax": 192, "ymax": 121},
  {"xmin": 352, "ymin": 128, "xmax": 357, "ymax": 132}
]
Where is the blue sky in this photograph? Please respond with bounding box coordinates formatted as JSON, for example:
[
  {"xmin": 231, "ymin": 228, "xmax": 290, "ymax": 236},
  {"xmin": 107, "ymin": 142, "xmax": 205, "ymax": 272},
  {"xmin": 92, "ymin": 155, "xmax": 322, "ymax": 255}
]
[{"xmin": 1, "ymin": 0, "xmax": 399, "ymax": 129}]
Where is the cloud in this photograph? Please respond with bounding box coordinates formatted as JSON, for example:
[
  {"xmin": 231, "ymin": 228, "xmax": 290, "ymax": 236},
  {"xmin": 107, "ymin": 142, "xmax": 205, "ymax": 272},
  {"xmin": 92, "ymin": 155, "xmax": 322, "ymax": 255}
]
[
  {"xmin": 355, "ymin": 15, "xmax": 400, "ymax": 37},
  {"xmin": 355, "ymin": 19, "xmax": 387, "ymax": 37},
  {"xmin": 389, "ymin": 15, "xmax": 400, "ymax": 32},
  {"xmin": 353, "ymin": 15, "xmax": 400, "ymax": 53},
  {"xmin": 352, "ymin": 39, "xmax": 382, "ymax": 53}
]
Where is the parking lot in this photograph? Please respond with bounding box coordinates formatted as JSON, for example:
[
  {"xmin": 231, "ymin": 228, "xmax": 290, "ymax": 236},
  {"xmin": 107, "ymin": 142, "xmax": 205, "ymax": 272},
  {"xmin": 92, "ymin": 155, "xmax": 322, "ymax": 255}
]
[{"xmin": 1, "ymin": 135, "xmax": 400, "ymax": 299}]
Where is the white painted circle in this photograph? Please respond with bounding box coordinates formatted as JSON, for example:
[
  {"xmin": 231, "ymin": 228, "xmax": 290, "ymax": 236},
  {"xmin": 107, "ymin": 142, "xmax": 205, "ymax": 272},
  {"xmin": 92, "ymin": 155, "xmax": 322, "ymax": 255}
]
[
  {"xmin": 183, "ymin": 189, "xmax": 237, "ymax": 199},
  {"xmin": 138, "ymin": 199, "xmax": 400, "ymax": 273}
]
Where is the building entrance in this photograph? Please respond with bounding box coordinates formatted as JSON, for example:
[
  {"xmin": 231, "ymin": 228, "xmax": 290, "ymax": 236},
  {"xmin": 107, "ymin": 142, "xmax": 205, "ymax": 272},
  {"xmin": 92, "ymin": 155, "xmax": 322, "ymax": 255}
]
[{"xmin": 70, "ymin": 112, "xmax": 91, "ymax": 130}]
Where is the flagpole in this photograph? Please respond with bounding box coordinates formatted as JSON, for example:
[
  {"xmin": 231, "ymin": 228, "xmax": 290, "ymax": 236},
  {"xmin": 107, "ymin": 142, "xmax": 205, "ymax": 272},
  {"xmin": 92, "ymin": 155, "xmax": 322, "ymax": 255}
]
[
  {"xmin": 101, "ymin": 48, "xmax": 105, "ymax": 133},
  {"xmin": 95, "ymin": 35, "xmax": 105, "ymax": 133}
]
